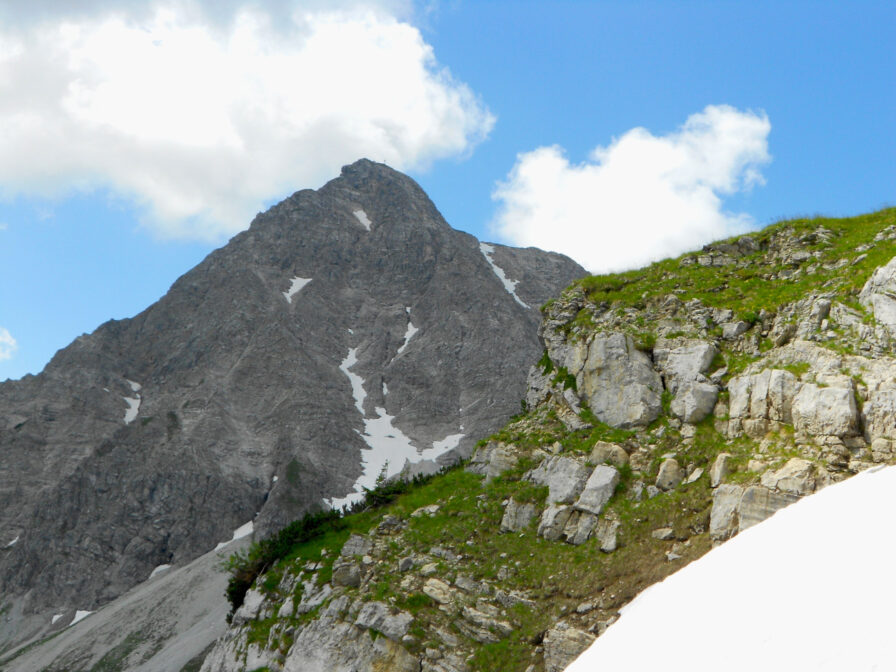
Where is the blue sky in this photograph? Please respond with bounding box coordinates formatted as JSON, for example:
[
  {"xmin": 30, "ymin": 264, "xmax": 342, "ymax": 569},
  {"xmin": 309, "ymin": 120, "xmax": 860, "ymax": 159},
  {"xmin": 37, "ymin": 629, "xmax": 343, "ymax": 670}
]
[{"xmin": 0, "ymin": 0, "xmax": 893, "ymax": 380}]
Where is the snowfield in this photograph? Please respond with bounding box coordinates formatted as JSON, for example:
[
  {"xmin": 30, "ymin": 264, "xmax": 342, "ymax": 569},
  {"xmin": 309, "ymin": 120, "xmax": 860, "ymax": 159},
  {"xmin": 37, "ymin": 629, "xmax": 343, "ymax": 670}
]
[{"xmin": 565, "ymin": 464, "xmax": 896, "ymax": 671}]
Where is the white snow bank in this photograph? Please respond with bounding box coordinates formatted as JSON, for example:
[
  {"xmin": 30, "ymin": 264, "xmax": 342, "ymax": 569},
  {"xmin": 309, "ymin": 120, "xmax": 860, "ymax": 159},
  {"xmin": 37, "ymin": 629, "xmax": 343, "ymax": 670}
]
[
  {"xmin": 149, "ymin": 564, "xmax": 171, "ymax": 579},
  {"xmin": 282, "ymin": 276, "xmax": 312, "ymax": 303},
  {"xmin": 70, "ymin": 610, "xmax": 92, "ymax": 626},
  {"xmin": 396, "ymin": 307, "xmax": 419, "ymax": 355},
  {"xmin": 565, "ymin": 464, "xmax": 896, "ymax": 672},
  {"xmin": 5, "ymin": 534, "xmax": 19, "ymax": 547},
  {"xmin": 51, "ymin": 614, "xmax": 63, "ymax": 625},
  {"xmin": 330, "ymin": 348, "xmax": 463, "ymax": 510},
  {"xmin": 214, "ymin": 521, "xmax": 254, "ymax": 551},
  {"xmin": 126, "ymin": 379, "xmax": 142, "ymax": 392},
  {"xmin": 353, "ymin": 209, "xmax": 372, "ymax": 230},
  {"xmin": 480, "ymin": 242, "xmax": 528, "ymax": 308}
]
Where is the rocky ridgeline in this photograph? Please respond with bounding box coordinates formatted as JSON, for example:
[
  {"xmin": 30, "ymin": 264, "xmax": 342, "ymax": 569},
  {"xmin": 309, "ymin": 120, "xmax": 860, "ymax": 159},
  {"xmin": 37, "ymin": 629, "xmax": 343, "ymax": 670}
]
[{"xmin": 195, "ymin": 212, "xmax": 896, "ymax": 672}]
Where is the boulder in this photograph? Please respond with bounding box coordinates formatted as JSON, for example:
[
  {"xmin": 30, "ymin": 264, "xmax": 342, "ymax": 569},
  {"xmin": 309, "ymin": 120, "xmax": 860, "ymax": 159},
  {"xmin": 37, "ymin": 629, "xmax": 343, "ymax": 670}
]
[
  {"xmin": 862, "ymin": 389, "xmax": 896, "ymax": 441},
  {"xmin": 860, "ymin": 256, "xmax": 896, "ymax": 333},
  {"xmin": 232, "ymin": 588, "xmax": 266, "ymax": 625},
  {"xmin": 722, "ymin": 321, "xmax": 750, "ymax": 339},
  {"xmin": 671, "ymin": 380, "xmax": 719, "ymax": 424},
  {"xmin": 595, "ymin": 518, "xmax": 620, "ymax": 553},
  {"xmin": 759, "ymin": 458, "xmax": 818, "ymax": 496},
  {"xmin": 574, "ymin": 465, "xmax": 620, "ymax": 515},
  {"xmin": 578, "ymin": 333, "xmax": 663, "ymax": 428},
  {"xmin": 538, "ymin": 504, "xmax": 574, "ymax": 541},
  {"xmin": 590, "ymin": 441, "xmax": 629, "ymax": 467},
  {"xmin": 339, "ymin": 534, "xmax": 373, "ymax": 559},
  {"xmin": 526, "ymin": 456, "xmax": 591, "ymax": 504},
  {"xmin": 709, "ymin": 453, "xmax": 732, "ymax": 488},
  {"xmin": 655, "ymin": 458, "xmax": 684, "ymax": 491},
  {"xmin": 543, "ymin": 623, "xmax": 596, "ymax": 672},
  {"xmin": 467, "ymin": 441, "xmax": 519, "ymax": 483},
  {"xmin": 422, "ymin": 579, "xmax": 454, "ymax": 605},
  {"xmin": 792, "ymin": 384, "xmax": 858, "ymax": 437},
  {"xmin": 653, "ymin": 341, "xmax": 718, "ymax": 394},
  {"xmin": 355, "ymin": 601, "xmax": 414, "ymax": 641},
  {"xmin": 737, "ymin": 486, "xmax": 799, "ymax": 531},
  {"xmin": 563, "ymin": 511, "xmax": 599, "ymax": 546},
  {"xmin": 729, "ymin": 369, "xmax": 801, "ymax": 424},
  {"xmin": 331, "ymin": 562, "xmax": 361, "ymax": 588},
  {"xmin": 500, "ymin": 498, "xmax": 537, "ymax": 533},
  {"xmin": 709, "ymin": 484, "xmax": 744, "ymax": 542}
]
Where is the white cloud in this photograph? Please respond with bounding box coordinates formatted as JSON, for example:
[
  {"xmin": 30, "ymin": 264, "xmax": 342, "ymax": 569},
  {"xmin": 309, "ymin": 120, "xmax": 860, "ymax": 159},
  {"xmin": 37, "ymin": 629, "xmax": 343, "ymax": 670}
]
[
  {"xmin": 492, "ymin": 105, "xmax": 771, "ymax": 273},
  {"xmin": 0, "ymin": 328, "xmax": 16, "ymax": 361},
  {"xmin": 0, "ymin": 1, "xmax": 493, "ymax": 239}
]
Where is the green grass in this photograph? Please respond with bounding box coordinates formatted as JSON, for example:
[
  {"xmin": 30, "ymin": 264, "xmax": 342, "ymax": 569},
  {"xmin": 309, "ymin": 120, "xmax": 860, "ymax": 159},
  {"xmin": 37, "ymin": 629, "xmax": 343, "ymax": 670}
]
[{"xmin": 570, "ymin": 209, "xmax": 896, "ymax": 331}]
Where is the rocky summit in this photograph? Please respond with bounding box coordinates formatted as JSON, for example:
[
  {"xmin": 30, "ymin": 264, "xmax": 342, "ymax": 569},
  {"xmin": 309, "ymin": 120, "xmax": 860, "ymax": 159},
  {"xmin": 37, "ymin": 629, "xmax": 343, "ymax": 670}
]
[{"xmin": 0, "ymin": 160, "xmax": 585, "ymax": 657}]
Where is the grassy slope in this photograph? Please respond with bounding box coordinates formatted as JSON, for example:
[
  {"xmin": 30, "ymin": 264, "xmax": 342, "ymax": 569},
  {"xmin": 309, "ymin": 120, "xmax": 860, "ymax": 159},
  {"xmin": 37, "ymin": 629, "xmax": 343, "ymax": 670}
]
[{"xmin": 227, "ymin": 208, "xmax": 896, "ymax": 671}]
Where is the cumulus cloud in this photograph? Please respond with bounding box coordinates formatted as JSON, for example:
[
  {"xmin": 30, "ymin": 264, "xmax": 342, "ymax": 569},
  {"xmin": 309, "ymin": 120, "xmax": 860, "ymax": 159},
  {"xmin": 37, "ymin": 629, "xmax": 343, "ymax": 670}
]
[
  {"xmin": 492, "ymin": 105, "xmax": 771, "ymax": 273},
  {"xmin": 0, "ymin": 328, "xmax": 16, "ymax": 361},
  {"xmin": 0, "ymin": 1, "xmax": 493, "ymax": 239}
]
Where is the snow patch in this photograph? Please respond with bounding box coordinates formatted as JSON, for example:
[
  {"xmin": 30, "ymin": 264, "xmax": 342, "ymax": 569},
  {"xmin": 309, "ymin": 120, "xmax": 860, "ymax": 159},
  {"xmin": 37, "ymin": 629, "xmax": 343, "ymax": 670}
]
[
  {"xmin": 382, "ymin": 381, "xmax": 388, "ymax": 396},
  {"xmin": 396, "ymin": 307, "xmax": 419, "ymax": 355},
  {"xmin": 123, "ymin": 396, "xmax": 140, "ymax": 424},
  {"xmin": 123, "ymin": 378, "xmax": 142, "ymax": 424},
  {"xmin": 479, "ymin": 242, "xmax": 528, "ymax": 308},
  {"xmin": 272, "ymin": 475, "xmax": 278, "ymax": 483},
  {"xmin": 214, "ymin": 521, "xmax": 254, "ymax": 551},
  {"xmin": 5, "ymin": 535, "xmax": 19, "ymax": 547},
  {"xmin": 283, "ymin": 276, "xmax": 312, "ymax": 303},
  {"xmin": 70, "ymin": 610, "xmax": 92, "ymax": 626},
  {"xmin": 432, "ymin": 433, "xmax": 465, "ymax": 453},
  {"xmin": 51, "ymin": 614, "xmax": 63, "ymax": 625},
  {"xmin": 566, "ymin": 464, "xmax": 896, "ymax": 672},
  {"xmin": 339, "ymin": 348, "xmax": 367, "ymax": 415},
  {"xmin": 149, "ymin": 564, "xmax": 171, "ymax": 579},
  {"xmin": 353, "ymin": 209, "xmax": 372, "ymax": 230},
  {"xmin": 330, "ymin": 349, "xmax": 460, "ymax": 510}
]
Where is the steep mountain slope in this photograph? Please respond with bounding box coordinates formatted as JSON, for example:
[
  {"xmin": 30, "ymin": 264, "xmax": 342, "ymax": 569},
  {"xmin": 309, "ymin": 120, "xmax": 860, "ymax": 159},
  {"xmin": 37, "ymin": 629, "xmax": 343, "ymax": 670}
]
[
  {"xmin": 0, "ymin": 159, "xmax": 585, "ymax": 653},
  {"xmin": 187, "ymin": 209, "xmax": 896, "ymax": 672}
]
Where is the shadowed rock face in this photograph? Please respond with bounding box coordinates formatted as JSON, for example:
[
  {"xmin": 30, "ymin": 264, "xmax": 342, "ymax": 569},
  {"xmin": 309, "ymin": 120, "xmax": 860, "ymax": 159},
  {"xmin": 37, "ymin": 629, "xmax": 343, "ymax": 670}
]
[{"xmin": 0, "ymin": 159, "xmax": 584, "ymax": 644}]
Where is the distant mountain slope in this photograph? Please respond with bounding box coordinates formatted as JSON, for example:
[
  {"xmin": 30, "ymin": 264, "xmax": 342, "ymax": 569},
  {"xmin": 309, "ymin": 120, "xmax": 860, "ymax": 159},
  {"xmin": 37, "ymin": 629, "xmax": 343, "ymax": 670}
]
[{"xmin": 0, "ymin": 159, "xmax": 585, "ymax": 650}]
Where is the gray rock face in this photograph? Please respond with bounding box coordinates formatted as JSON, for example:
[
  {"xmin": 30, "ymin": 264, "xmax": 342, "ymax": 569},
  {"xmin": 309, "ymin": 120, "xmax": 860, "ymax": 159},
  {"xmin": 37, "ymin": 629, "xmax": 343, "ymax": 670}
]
[
  {"xmin": 709, "ymin": 453, "xmax": 732, "ymax": 488},
  {"xmin": 500, "ymin": 498, "xmax": 537, "ymax": 533},
  {"xmin": 728, "ymin": 368, "xmax": 801, "ymax": 437},
  {"xmin": 542, "ymin": 622, "xmax": 595, "ymax": 672},
  {"xmin": 860, "ymin": 256, "xmax": 896, "ymax": 333},
  {"xmin": 710, "ymin": 483, "xmax": 800, "ymax": 542},
  {"xmin": 792, "ymin": 384, "xmax": 859, "ymax": 437},
  {"xmin": 655, "ymin": 458, "xmax": 684, "ymax": 491},
  {"xmin": 671, "ymin": 380, "xmax": 719, "ymax": 424},
  {"xmin": 579, "ymin": 333, "xmax": 663, "ymax": 428},
  {"xmin": 0, "ymin": 159, "xmax": 585, "ymax": 647}
]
